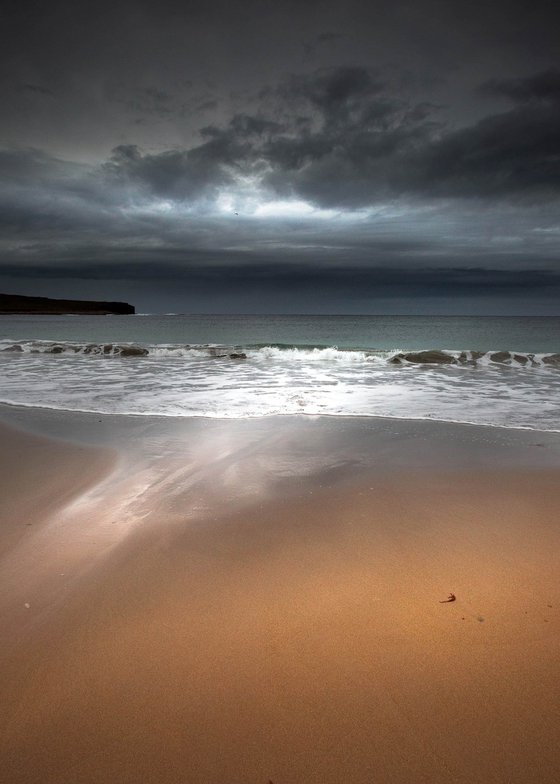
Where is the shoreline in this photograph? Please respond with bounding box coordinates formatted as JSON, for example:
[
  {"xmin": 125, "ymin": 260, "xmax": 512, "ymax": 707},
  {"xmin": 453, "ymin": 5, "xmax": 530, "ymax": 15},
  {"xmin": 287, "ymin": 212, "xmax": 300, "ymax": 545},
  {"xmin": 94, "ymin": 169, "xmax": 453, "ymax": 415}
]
[
  {"xmin": 5, "ymin": 397, "xmax": 560, "ymax": 436},
  {"xmin": 3, "ymin": 397, "xmax": 560, "ymax": 435},
  {"xmin": 1, "ymin": 409, "xmax": 560, "ymax": 782}
]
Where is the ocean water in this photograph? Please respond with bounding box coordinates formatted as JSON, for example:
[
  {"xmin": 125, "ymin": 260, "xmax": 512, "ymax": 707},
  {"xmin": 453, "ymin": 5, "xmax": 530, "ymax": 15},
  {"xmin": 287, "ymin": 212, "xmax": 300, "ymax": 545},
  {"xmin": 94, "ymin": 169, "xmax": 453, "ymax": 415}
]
[{"xmin": 0, "ymin": 314, "xmax": 559, "ymax": 431}]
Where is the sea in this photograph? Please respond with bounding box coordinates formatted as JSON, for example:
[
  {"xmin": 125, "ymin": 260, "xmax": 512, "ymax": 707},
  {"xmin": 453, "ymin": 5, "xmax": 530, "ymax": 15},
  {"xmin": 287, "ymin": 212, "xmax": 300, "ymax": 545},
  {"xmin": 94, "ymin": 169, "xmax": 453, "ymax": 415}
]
[{"xmin": 0, "ymin": 314, "xmax": 559, "ymax": 431}]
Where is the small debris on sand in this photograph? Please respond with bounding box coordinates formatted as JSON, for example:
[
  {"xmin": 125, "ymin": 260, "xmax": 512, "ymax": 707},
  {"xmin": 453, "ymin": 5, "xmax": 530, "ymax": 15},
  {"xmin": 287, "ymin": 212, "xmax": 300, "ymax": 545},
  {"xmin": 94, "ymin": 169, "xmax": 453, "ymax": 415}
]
[{"xmin": 24, "ymin": 603, "xmax": 30, "ymax": 609}]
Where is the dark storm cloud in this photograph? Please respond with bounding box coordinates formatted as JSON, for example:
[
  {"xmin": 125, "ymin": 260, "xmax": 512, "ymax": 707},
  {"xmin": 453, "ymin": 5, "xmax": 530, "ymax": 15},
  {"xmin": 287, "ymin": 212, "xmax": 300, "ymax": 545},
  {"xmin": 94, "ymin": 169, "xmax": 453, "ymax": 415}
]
[
  {"xmin": 124, "ymin": 64, "xmax": 558, "ymax": 208},
  {"xmin": 2, "ymin": 258, "xmax": 560, "ymax": 305},
  {"xmin": 0, "ymin": 148, "xmax": 64, "ymax": 182},
  {"xmin": 276, "ymin": 66, "xmax": 384, "ymax": 115},
  {"xmin": 2, "ymin": 59, "xmax": 560, "ymax": 271},
  {"xmin": 480, "ymin": 68, "xmax": 560, "ymax": 104},
  {"xmin": 404, "ymin": 106, "xmax": 560, "ymax": 201},
  {"xmin": 256, "ymin": 67, "xmax": 440, "ymax": 206},
  {"xmin": 103, "ymin": 143, "xmax": 235, "ymax": 200},
  {"xmin": 258, "ymin": 66, "xmax": 560, "ymax": 205},
  {"xmin": 3, "ymin": 0, "xmax": 560, "ymax": 160},
  {"xmin": 2, "ymin": 63, "xmax": 560, "ymax": 225},
  {"xmin": 0, "ymin": 148, "xmax": 123, "ymax": 233},
  {"xmin": 94, "ymin": 66, "xmax": 442, "ymax": 208},
  {"xmin": 409, "ymin": 68, "xmax": 560, "ymax": 200},
  {"xmin": 1, "ymin": 0, "xmax": 560, "ymax": 311}
]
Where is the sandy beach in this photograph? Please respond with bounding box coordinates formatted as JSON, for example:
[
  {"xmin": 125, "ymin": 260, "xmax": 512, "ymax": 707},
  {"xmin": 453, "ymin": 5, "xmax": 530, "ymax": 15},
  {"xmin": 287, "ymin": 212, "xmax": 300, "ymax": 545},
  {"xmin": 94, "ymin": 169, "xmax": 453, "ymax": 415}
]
[{"xmin": 1, "ymin": 408, "xmax": 560, "ymax": 783}]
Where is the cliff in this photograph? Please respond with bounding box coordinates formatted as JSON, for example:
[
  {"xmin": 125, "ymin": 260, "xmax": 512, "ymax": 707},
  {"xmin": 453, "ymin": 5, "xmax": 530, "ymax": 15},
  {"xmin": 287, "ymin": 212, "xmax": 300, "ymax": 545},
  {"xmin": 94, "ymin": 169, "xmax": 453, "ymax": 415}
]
[{"xmin": 0, "ymin": 293, "xmax": 135, "ymax": 315}]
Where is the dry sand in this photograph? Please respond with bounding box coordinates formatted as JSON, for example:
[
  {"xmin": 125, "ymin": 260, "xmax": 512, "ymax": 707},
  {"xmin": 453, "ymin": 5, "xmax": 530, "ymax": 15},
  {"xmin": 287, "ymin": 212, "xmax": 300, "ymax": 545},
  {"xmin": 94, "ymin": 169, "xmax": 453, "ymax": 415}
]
[{"xmin": 1, "ymin": 416, "xmax": 559, "ymax": 783}]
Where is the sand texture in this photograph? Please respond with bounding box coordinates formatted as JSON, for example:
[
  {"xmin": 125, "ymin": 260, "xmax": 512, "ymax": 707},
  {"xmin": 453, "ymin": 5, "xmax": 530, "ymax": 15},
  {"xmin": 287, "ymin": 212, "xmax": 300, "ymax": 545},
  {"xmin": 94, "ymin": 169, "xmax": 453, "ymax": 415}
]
[{"xmin": 1, "ymin": 415, "xmax": 559, "ymax": 783}]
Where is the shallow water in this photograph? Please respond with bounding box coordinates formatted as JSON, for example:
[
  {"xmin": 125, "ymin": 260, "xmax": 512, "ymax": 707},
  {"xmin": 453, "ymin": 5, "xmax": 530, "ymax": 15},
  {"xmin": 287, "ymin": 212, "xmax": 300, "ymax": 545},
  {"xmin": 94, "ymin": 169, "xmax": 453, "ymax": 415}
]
[{"xmin": 1, "ymin": 314, "xmax": 559, "ymax": 430}]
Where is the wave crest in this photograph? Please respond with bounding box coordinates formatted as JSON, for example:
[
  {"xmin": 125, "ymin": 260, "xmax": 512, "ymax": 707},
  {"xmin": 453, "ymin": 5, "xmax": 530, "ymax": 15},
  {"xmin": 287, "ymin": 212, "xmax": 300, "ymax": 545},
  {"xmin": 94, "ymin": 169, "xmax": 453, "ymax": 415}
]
[{"xmin": 1, "ymin": 339, "xmax": 559, "ymax": 367}]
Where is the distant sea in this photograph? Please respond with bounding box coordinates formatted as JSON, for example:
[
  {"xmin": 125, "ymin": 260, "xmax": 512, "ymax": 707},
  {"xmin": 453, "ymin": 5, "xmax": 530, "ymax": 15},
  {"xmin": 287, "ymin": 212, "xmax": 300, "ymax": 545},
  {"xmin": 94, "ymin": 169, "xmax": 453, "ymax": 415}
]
[{"xmin": 1, "ymin": 314, "xmax": 559, "ymax": 431}]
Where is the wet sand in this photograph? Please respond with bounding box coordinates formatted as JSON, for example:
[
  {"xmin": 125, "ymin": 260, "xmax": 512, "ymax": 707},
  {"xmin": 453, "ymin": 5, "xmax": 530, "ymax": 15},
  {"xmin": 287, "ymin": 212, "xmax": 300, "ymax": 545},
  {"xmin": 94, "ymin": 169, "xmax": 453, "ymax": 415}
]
[{"xmin": 1, "ymin": 411, "xmax": 560, "ymax": 783}]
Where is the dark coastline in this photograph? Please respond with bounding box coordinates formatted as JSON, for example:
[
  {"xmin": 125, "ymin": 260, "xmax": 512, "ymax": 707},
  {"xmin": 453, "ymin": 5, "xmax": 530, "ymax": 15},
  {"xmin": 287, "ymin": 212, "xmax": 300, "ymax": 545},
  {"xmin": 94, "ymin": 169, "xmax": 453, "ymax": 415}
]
[{"xmin": 0, "ymin": 293, "xmax": 134, "ymax": 315}]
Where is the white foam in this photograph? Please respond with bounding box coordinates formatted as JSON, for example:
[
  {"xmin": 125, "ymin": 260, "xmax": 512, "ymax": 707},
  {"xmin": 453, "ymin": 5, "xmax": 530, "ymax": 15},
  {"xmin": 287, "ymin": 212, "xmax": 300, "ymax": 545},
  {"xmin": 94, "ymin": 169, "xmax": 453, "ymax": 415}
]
[{"xmin": 1, "ymin": 340, "xmax": 559, "ymax": 431}]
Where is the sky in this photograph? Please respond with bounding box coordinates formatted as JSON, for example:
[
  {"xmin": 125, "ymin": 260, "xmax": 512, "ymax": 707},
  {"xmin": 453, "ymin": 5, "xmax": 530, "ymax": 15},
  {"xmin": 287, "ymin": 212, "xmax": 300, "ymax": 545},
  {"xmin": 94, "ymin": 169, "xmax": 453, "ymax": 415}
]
[{"xmin": 1, "ymin": 0, "xmax": 559, "ymax": 314}]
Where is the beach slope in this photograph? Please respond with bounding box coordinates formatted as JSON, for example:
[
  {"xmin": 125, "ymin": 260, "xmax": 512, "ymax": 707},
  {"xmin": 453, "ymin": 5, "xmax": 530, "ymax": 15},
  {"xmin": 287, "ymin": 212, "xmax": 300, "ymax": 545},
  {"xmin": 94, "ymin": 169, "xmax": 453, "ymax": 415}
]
[{"xmin": 0, "ymin": 415, "xmax": 559, "ymax": 783}]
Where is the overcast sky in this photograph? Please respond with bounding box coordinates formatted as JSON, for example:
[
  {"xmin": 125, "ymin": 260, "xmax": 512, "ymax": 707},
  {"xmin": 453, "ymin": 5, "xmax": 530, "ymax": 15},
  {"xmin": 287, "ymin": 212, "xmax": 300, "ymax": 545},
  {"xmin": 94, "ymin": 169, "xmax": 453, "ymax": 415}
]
[{"xmin": 1, "ymin": 0, "xmax": 559, "ymax": 313}]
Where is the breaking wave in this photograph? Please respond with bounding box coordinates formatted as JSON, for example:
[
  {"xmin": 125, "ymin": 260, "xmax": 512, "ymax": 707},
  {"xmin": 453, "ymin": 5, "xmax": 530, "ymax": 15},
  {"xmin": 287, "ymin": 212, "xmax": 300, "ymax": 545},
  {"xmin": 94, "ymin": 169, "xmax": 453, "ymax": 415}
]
[
  {"xmin": 1, "ymin": 339, "xmax": 559, "ymax": 367},
  {"xmin": 2, "ymin": 336, "xmax": 560, "ymax": 429}
]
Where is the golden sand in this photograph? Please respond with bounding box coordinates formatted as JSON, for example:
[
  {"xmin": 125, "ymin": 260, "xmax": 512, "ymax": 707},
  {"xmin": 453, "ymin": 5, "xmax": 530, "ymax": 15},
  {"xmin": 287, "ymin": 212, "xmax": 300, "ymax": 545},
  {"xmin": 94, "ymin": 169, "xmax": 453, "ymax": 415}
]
[{"xmin": 1, "ymin": 419, "xmax": 559, "ymax": 783}]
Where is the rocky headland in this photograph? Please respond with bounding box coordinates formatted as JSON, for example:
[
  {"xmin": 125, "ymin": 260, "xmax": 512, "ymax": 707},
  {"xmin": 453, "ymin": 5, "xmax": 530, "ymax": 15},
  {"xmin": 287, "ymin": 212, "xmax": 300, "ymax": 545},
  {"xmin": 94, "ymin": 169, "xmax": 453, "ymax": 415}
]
[{"xmin": 0, "ymin": 293, "xmax": 135, "ymax": 315}]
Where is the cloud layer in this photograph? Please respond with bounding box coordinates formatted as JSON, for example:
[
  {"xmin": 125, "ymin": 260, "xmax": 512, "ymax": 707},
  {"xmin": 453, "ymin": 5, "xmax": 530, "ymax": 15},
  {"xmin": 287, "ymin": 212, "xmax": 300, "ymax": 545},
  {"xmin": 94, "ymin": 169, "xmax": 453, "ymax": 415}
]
[{"xmin": 1, "ymin": 56, "xmax": 560, "ymax": 311}]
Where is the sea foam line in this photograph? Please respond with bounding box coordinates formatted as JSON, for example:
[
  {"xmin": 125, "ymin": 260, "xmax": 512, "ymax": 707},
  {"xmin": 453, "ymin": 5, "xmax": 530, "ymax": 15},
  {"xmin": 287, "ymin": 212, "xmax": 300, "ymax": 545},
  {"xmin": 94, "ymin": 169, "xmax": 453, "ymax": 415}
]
[{"xmin": 1, "ymin": 339, "xmax": 560, "ymax": 367}]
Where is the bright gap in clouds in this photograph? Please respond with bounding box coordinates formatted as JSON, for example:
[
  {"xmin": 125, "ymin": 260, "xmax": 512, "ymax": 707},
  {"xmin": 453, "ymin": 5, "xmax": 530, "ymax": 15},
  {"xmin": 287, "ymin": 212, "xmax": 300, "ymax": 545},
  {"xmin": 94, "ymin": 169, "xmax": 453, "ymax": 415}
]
[
  {"xmin": 215, "ymin": 187, "xmax": 341, "ymax": 219},
  {"xmin": 214, "ymin": 188, "xmax": 426, "ymax": 222},
  {"xmin": 253, "ymin": 200, "xmax": 339, "ymax": 219}
]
